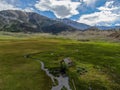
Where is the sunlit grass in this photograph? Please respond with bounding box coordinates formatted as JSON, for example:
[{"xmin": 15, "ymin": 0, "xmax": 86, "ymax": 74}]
[{"xmin": 0, "ymin": 33, "xmax": 120, "ymax": 90}]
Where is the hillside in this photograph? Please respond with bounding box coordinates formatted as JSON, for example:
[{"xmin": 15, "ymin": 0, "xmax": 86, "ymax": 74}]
[
  {"xmin": 56, "ymin": 18, "xmax": 90, "ymax": 30},
  {"xmin": 97, "ymin": 26, "xmax": 120, "ymax": 30},
  {"xmin": 0, "ymin": 10, "xmax": 76, "ymax": 34},
  {"xmin": 109, "ymin": 30, "xmax": 120, "ymax": 40}
]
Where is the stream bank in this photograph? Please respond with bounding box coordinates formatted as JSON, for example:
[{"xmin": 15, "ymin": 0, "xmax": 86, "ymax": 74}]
[{"xmin": 24, "ymin": 55, "xmax": 71, "ymax": 90}]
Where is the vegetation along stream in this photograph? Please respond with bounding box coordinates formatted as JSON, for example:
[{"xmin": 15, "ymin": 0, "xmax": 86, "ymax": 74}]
[{"xmin": 24, "ymin": 55, "xmax": 71, "ymax": 90}]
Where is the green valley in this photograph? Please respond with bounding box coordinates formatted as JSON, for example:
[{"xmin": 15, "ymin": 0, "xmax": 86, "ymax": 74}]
[{"xmin": 0, "ymin": 33, "xmax": 120, "ymax": 90}]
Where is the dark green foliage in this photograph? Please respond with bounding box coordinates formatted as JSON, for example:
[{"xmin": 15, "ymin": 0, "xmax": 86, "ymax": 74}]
[
  {"xmin": 49, "ymin": 67, "xmax": 60, "ymax": 77},
  {"xmin": 60, "ymin": 61, "xmax": 68, "ymax": 75},
  {"xmin": 61, "ymin": 86, "xmax": 67, "ymax": 90},
  {"xmin": 76, "ymin": 67, "xmax": 87, "ymax": 75}
]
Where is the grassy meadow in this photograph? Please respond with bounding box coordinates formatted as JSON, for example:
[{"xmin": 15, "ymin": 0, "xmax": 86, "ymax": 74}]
[{"xmin": 0, "ymin": 32, "xmax": 120, "ymax": 90}]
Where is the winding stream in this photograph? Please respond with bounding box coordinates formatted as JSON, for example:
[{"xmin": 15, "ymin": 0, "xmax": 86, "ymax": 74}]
[
  {"xmin": 25, "ymin": 55, "xmax": 71, "ymax": 90},
  {"xmin": 40, "ymin": 61, "xmax": 71, "ymax": 90}
]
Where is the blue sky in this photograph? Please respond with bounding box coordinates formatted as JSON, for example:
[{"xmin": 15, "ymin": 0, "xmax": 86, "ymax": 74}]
[{"xmin": 0, "ymin": 0, "xmax": 120, "ymax": 26}]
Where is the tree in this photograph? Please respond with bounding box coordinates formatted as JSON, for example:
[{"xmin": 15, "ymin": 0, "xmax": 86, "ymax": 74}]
[{"xmin": 60, "ymin": 60, "xmax": 68, "ymax": 74}]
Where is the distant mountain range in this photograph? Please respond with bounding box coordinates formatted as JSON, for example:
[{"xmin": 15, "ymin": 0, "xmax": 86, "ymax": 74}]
[
  {"xmin": 55, "ymin": 19, "xmax": 120, "ymax": 30},
  {"xmin": 97, "ymin": 26, "xmax": 120, "ymax": 30},
  {"xmin": 0, "ymin": 10, "xmax": 76, "ymax": 34},
  {"xmin": 0, "ymin": 10, "xmax": 119, "ymax": 34},
  {"xmin": 55, "ymin": 18, "xmax": 90, "ymax": 30}
]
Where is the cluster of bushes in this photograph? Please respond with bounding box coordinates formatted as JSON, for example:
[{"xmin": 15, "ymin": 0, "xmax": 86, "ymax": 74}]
[{"xmin": 76, "ymin": 67, "xmax": 87, "ymax": 75}]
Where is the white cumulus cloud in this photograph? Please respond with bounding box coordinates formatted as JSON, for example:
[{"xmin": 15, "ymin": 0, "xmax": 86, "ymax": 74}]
[
  {"xmin": 83, "ymin": 0, "xmax": 97, "ymax": 7},
  {"xmin": 35, "ymin": 0, "xmax": 81, "ymax": 18},
  {"xmin": 78, "ymin": 1, "xmax": 120, "ymax": 26},
  {"xmin": 0, "ymin": 0, "xmax": 20, "ymax": 11}
]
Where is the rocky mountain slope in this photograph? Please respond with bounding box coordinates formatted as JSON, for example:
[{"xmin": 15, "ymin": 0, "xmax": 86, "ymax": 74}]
[
  {"xmin": 0, "ymin": 10, "xmax": 76, "ymax": 34},
  {"xmin": 56, "ymin": 18, "xmax": 90, "ymax": 30}
]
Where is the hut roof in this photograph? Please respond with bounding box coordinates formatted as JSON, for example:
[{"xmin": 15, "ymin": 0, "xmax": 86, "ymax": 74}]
[{"xmin": 63, "ymin": 58, "xmax": 72, "ymax": 64}]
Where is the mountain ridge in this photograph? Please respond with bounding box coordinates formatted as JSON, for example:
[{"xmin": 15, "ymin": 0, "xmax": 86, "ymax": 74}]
[
  {"xmin": 0, "ymin": 10, "xmax": 77, "ymax": 34},
  {"xmin": 0, "ymin": 10, "xmax": 120, "ymax": 33},
  {"xmin": 55, "ymin": 18, "xmax": 90, "ymax": 30}
]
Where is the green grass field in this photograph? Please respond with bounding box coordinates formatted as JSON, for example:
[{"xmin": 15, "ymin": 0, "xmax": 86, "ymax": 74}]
[{"xmin": 0, "ymin": 33, "xmax": 120, "ymax": 90}]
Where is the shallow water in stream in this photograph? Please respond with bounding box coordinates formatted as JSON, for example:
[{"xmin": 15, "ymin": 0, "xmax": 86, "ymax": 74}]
[{"xmin": 40, "ymin": 61, "xmax": 71, "ymax": 90}]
